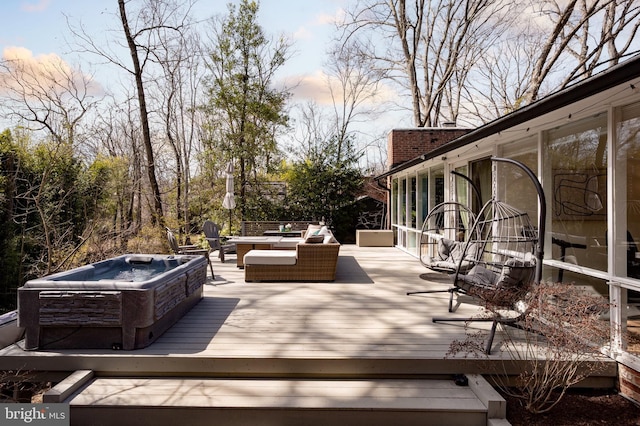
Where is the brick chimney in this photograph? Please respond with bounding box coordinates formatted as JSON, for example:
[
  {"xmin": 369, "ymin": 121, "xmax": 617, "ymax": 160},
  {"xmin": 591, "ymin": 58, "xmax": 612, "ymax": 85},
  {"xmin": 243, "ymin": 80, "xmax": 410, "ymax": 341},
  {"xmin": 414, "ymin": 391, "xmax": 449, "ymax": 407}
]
[{"xmin": 387, "ymin": 127, "xmax": 470, "ymax": 169}]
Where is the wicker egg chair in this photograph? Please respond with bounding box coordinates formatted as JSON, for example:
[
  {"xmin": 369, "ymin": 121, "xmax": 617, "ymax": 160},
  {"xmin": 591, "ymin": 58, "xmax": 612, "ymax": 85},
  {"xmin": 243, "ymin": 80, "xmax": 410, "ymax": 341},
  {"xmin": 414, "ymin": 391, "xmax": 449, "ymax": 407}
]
[
  {"xmin": 415, "ymin": 201, "xmax": 479, "ymax": 275},
  {"xmin": 431, "ymin": 157, "xmax": 546, "ymax": 354}
]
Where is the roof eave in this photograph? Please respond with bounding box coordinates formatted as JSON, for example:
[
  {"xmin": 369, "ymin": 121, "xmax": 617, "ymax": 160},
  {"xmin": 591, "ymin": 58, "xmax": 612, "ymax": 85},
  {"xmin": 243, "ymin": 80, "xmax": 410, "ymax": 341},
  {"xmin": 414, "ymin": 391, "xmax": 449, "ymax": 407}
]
[{"xmin": 375, "ymin": 54, "xmax": 640, "ymax": 181}]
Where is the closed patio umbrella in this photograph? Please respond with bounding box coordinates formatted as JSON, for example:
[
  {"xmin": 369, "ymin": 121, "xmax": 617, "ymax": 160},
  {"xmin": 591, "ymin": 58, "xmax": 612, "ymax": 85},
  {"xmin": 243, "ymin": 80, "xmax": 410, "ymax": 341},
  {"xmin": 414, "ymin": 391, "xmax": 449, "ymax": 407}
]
[{"xmin": 222, "ymin": 161, "xmax": 235, "ymax": 233}]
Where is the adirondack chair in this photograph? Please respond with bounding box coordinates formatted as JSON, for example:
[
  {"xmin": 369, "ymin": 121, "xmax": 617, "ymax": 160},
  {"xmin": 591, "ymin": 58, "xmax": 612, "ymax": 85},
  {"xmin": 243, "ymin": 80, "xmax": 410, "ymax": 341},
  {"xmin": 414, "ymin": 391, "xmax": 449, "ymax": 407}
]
[
  {"xmin": 166, "ymin": 228, "xmax": 215, "ymax": 278},
  {"xmin": 203, "ymin": 220, "xmax": 233, "ymax": 263}
]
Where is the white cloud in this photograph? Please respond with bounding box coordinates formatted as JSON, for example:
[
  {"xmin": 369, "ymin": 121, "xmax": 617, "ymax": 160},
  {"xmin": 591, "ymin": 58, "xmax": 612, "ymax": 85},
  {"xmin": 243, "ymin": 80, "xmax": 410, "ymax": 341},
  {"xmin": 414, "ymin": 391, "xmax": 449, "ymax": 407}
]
[
  {"xmin": 286, "ymin": 71, "xmax": 334, "ymax": 105},
  {"xmin": 285, "ymin": 70, "xmax": 399, "ymax": 108},
  {"xmin": 21, "ymin": 0, "xmax": 50, "ymax": 13},
  {"xmin": 314, "ymin": 8, "xmax": 346, "ymax": 26},
  {"xmin": 292, "ymin": 7, "xmax": 345, "ymax": 42},
  {"xmin": 293, "ymin": 26, "xmax": 313, "ymax": 41},
  {"xmin": 1, "ymin": 46, "xmax": 103, "ymax": 98},
  {"xmin": 4, "ymin": 46, "xmax": 69, "ymax": 75}
]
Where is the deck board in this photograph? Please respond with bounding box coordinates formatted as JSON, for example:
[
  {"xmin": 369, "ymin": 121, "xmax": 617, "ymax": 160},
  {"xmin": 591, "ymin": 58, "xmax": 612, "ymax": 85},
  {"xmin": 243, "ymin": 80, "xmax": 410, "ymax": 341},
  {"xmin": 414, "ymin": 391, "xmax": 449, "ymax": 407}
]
[
  {"xmin": 0, "ymin": 245, "xmax": 616, "ymax": 380},
  {"xmin": 68, "ymin": 378, "xmax": 485, "ymax": 411}
]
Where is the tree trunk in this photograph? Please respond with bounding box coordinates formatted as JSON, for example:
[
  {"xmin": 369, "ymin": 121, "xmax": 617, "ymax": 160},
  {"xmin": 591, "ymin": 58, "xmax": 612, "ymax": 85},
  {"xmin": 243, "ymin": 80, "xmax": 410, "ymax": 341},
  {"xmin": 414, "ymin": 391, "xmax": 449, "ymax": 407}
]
[{"xmin": 118, "ymin": 0, "xmax": 164, "ymax": 226}]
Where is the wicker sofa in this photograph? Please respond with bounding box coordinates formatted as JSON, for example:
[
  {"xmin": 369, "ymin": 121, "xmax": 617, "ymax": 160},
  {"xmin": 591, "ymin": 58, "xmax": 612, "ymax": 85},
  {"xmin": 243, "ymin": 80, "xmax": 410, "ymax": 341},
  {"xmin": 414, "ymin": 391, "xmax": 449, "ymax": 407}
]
[{"xmin": 244, "ymin": 241, "xmax": 341, "ymax": 282}]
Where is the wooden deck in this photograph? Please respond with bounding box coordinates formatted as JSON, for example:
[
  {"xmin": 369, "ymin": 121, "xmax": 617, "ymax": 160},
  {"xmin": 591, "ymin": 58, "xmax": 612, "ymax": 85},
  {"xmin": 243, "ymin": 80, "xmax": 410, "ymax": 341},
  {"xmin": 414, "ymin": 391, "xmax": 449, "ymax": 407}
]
[
  {"xmin": 0, "ymin": 245, "xmax": 615, "ymax": 377},
  {"xmin": 48, "ymin": 374, "xmax": 503, "ymax": 426},
  {"xmin": 0, "ymin": 245, "xmax": 617, "ymax": 425},
  {"xmin": 3, "ymin": 248, "xmax": 482, "ymax": 370}
]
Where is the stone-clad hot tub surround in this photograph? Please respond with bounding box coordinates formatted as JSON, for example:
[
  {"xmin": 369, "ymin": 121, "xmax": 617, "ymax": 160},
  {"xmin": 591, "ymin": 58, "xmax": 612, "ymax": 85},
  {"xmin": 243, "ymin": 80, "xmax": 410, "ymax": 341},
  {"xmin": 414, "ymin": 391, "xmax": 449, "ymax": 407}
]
[{"xmin": 18, "ymin": 254, "xmax": 207, "ymax": 350}]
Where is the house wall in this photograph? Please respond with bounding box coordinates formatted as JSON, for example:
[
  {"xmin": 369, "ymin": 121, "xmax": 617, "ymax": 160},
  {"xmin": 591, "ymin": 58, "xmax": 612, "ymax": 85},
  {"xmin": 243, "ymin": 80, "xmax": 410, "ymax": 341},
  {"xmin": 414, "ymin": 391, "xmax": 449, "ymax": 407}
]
[
  {"xmin": 619, "ymin": 365, "xmax": 640, "ymax": 403},
  {"xmin": 383, "ymin": 60, "xmax": 640, "ymax": 398}
]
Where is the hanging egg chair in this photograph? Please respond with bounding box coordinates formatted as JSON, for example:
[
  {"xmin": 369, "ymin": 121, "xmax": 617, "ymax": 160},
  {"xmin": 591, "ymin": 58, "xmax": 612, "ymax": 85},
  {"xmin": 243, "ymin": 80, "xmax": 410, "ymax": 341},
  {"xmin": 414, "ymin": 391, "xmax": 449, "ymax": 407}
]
[
  {"xmin": 450, "ymin": 199, "xmax": 538, "ymax": 310},
  {"xmin": 431, "ymin": 157, "xmax": 546, "ymax": 354},
  {"xmin": 416, "ymin": 201, "xmax": 479, "ymax": 275}
]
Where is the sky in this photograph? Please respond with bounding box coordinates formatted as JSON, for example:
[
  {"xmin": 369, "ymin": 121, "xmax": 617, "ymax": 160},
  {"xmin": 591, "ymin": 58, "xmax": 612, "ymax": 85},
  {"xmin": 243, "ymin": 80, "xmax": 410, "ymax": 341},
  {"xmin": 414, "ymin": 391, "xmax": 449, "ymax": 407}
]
[
  {"xmin": 0, "ymin": 0, "xmax": 347, "ymax": 101},
  {"xmin": 0, "ymin": 0, "xmax": 404, "ymax": 169}
]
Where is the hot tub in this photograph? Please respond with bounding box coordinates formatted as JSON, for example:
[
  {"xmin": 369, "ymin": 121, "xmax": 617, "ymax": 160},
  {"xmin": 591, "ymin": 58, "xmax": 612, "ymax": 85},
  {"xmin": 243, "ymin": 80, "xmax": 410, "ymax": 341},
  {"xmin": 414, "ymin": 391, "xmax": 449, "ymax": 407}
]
[{"xmin": 18, "ymin": 254, "xmax": 207, "ymax": 350}]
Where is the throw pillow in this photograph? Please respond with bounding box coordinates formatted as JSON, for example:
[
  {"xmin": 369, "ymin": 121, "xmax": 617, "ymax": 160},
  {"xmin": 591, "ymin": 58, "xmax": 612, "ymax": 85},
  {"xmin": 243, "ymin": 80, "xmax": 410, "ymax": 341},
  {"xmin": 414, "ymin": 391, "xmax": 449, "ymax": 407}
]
[
  {"xmin": 304, "ymin": 224, "xmax": 322, "ymax": 238},
  {"xmin": 317, "ymin": 226, "xmax": 338, "ymax": 243},
  {"xmin": 305, "ymin": 234, "xmax": 324, "ymax": 244},
  {"xmin": 323, "ymin": 234, "xmax": 338, "ymax": 244},
  {"xmin": 317, "ymin": 226, "xmax": 330, "ymax": 236}
]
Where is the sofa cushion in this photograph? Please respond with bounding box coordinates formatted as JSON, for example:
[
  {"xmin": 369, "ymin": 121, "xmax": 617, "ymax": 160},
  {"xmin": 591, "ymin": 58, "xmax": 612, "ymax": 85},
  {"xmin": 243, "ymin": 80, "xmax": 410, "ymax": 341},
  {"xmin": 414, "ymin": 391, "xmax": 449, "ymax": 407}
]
[
  {"xmin": 273, "ymin": 238, "xmax": 304, "ymax": 249},
  {"xmin": 244, "ymin": 250, "xmax": 297, "ymax": 266}
]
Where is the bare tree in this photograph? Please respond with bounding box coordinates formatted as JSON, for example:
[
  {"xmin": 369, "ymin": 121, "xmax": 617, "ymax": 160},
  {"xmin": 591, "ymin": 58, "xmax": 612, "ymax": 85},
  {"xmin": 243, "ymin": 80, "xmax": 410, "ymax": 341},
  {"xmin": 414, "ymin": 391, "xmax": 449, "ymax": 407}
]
[
  {"xmin": 70, "ymin": 0, "xmax": 200, "ymax": 226},
  {"xmin": 340, "ymin": 0, "xmax": 639, "ymax": 126},
  {"xmin": 287, "ymin": 41, "xmax": 388, "ymax": 173},
  {"xmin": 150, "ymin": 26, "xmax": 205, "ymax": 234},
  {"xmin": 460, "ymin": 0, "xmax": 640, "ymax": 121},
  {"xmin": 0, "ymin": 52, "xmax": 101, "ymax": 274},
  {"xmin": 603, "ymin": 0, "xmax": 640, "ymax": 64},
  {"xmin": 0, "ymin": 51, "xmax": 99, "ymax": 145},
  {"xmin": 288, "ymin": 101, "xmax": 333, "ymax": 161},
  {"xmin": 91, "ymin": 94, "xmax": 144, "ymax": 242},
  {"xmin": 323, "ymin": 40, "xmax": 389, "ymax": 169},
  {"xmin": 460, "ymin": 30, "xmax": 541, "ymax": 123},
  {"xmin": 69, "ymin": 0, "xmax": 204, "ymax": 230},
  {"xmin": 339, "ymin": 0, "xmax": 512, "ymax": 127},
  {"xmin": 524, "ymin": 0, "xmax": 640, "ymax": 103},
  {"xmin": 117, "ymin": 0, "xmax": 172, "ymax": 226}
]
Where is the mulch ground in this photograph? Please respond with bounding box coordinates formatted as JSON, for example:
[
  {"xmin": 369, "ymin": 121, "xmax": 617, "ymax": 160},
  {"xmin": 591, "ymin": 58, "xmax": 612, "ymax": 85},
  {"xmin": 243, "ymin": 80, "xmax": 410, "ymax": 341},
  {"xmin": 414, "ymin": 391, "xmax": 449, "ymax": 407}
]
[{"xmin": 504, "ymin": 388, "xmax": 640, "ymax": 425}]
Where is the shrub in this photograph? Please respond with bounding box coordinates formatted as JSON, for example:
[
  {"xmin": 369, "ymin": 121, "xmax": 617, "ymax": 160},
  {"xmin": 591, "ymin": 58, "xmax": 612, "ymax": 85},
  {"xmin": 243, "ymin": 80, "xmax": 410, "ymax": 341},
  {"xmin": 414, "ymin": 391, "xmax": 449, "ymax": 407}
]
[
  {"xmin": 126, "ymin": 225, "xmax": 168, "ymax": 254},
  {"xmin": 448, "ymin": 281, "xmax": 611, "ymax": 414}
]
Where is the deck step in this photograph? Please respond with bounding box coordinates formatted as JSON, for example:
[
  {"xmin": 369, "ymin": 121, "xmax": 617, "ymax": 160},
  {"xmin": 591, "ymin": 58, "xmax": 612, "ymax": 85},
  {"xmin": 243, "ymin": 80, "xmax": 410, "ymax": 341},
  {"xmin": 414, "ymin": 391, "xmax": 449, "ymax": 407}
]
[{"xmin": 47, "ymin": 372, "xmax": 506, "ymax": 426}]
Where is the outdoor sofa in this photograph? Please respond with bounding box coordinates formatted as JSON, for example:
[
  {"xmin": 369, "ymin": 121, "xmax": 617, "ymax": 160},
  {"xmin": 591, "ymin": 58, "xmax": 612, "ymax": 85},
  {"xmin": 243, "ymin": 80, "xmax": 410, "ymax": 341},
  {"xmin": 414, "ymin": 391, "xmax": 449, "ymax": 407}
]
[{"xmin": 244, "ymin": 225, "xmax": 340, "ymax": 282}]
